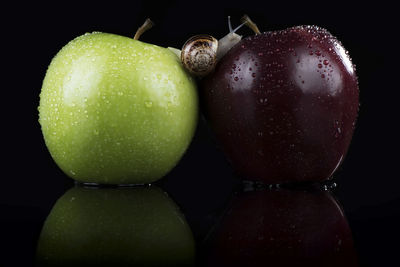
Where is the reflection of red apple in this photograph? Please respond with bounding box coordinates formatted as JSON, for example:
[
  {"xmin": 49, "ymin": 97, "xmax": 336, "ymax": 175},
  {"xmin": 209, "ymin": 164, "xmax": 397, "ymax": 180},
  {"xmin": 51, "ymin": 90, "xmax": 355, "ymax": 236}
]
[
  {"xmin": 202, "ymin": 186, "xmax": 358, "ymax": 267},
  {"xmin": 202, "ymin": 25, "xmax": 359, "ymax": 184}
]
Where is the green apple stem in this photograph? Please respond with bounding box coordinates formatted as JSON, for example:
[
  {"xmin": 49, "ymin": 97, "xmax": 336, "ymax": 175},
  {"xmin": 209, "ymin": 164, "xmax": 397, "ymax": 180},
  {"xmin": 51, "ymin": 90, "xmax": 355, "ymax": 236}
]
[
  {"xmin": 241, "ymin": 14, "xmax": 261, "ymax": 35},
  {"xmin": 133, "ymin": 18, "xmax": 154, "ymax": 40}
]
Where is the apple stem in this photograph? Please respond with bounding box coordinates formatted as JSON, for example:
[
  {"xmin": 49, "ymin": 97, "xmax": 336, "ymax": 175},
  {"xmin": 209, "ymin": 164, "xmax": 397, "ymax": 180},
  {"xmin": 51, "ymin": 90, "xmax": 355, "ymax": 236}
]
[
  {"xmin": 241, "ymin": 14, "xmax": 261, "ymax": 35},
  {"xmin": 133, "ymin": 18, "xmax": 154, "ymax": 40}
]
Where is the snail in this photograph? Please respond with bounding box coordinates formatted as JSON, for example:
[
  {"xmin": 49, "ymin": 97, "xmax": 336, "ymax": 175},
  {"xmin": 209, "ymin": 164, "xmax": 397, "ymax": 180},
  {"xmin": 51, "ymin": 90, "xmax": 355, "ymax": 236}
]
[
  {"xmin": 181, "ymin": 34, "xmax": 218, "ymax": 77},
  {"xmin": 180, "ymin": 15, "xmax": 260, "ymax": 77}
]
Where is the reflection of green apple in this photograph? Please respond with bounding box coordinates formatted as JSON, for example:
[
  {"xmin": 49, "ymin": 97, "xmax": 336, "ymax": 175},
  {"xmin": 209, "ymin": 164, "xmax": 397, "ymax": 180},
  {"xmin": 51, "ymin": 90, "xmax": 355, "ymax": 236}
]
[
  {"xmin": 38, "ymin": 30, "xmax": 198, "ymax": 184},
  {"xmin": 36, "ymin": 186, "xmax": 195, "ymax": 266}
]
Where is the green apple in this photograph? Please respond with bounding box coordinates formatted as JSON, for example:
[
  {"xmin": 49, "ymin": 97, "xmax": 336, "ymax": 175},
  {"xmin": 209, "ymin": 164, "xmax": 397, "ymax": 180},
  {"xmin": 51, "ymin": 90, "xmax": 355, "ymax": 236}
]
[
  {"xmin": 36, "ymin": 186, "xmax": 195, "ymax": 266},
  {"xmin": 38, "ymin": 26, "xmax": 198, "ymax": 184}
]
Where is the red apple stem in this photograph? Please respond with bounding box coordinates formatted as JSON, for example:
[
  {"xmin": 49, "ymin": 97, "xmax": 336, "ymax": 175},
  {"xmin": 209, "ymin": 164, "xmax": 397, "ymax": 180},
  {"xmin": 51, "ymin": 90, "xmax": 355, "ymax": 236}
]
[
  {"xmin": 133, "ymin": 18, "xmax": 154, "ymax": 40},
  {"xmin": 241, "ymin": 14, "xmax": 261, "ymax": 35}
]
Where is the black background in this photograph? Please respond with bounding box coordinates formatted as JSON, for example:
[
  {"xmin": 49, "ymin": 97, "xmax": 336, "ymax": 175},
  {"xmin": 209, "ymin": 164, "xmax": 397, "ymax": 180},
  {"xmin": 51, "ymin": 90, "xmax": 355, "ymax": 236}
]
[{"xmin": 2, "ymin": 1, "xmax": 398, "ymax": 266}]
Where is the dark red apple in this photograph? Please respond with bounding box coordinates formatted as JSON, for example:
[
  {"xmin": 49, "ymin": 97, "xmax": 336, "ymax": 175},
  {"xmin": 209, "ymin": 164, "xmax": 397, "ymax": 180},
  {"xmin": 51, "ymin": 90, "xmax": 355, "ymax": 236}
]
[
  {"xmin": 201, "ymin": 25, "xmax": 359, "ymax": 184},
  {"xmin": 201, "ymin": 186, "xmax": 358, "ymax": 267}
]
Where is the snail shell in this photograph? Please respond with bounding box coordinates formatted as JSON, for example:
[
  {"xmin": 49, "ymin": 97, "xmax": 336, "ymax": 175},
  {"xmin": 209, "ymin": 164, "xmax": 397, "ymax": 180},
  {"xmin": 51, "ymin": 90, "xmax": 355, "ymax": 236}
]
[{"xmin": 181, "ymin": 34, "xmax": 218, "ymax": 77}]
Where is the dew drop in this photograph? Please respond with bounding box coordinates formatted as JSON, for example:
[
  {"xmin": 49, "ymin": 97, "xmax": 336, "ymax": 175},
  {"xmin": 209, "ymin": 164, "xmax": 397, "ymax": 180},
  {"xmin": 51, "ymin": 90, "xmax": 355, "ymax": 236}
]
[{"xmin": 323, "ymin": 59, "xmax": 329, "ymax": 65}]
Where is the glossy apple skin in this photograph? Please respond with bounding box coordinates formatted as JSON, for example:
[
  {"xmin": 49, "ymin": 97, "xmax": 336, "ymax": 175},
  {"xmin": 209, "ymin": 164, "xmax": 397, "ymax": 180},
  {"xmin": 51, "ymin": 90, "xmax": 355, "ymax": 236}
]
[
  {"xmin": 39, "ymin": 33, "xmax": 198, "ymax": 184},
  {"xmin": 36, "ymin": 186, "xmax": 195, "ymax": 267},
  {"xmin": 202, "ymin": 187, "xmax": 358, "ymax": 267},
  {"xmin": 202, "ymin": 26, "xmax": 359, "ymax": 184}
]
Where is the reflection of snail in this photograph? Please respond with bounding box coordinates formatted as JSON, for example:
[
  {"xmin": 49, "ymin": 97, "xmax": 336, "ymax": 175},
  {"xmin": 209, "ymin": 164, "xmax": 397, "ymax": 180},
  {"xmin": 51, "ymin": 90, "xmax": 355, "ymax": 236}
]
[{"xmin": 181, "ymin": 15, "xmax": 260, "ymax": 77}]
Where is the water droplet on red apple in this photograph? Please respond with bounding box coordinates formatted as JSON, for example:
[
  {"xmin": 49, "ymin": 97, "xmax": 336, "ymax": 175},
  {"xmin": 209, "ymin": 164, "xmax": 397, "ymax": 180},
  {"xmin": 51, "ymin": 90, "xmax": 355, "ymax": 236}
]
[
  {"xmin": 234, "ymin": 76, "xmax": 239, "ymax": 81},
  {"xmin": 318, "ymin": 64, "xmax": 323, "ymax": 68},
  {"xmin": 323, "ymin": 59, "xmax": 329, "ymax": 65},
  {"xmin": 252, "ymin": 73, "xmax": 256, "ymax": 77}
]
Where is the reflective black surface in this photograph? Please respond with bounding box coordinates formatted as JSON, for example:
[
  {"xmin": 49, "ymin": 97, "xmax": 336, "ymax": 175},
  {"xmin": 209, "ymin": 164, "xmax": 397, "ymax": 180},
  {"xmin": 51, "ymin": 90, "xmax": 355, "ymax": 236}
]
[
  {"xmin": 2, "ymin": 1, "xmax": 398, "ymax": 266},
  {"xmin": 36, "ymin": 185, "xmax": 195, "ymax": 267},
  {"xmin": 201, "ymin": 183, "xmax": 357, "ymax": 267},
  {"xmin": 3, "ymin": 180, "xmax": 360, "ymax": 267}
]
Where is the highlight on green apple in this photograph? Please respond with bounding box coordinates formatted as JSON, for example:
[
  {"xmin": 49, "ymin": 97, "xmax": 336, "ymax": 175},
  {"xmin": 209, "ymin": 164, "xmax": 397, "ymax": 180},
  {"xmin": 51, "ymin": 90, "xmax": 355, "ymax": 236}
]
[{"xmin": 38, "ymin": 19, "xmax": 199, "ymax": 184}]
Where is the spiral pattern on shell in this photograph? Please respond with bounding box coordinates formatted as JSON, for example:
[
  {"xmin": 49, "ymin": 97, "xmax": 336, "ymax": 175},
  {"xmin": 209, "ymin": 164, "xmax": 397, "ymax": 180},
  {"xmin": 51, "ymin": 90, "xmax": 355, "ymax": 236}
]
[{"xmin": 181, "ymin": 34, "xmax": 218, "ymax": 77}]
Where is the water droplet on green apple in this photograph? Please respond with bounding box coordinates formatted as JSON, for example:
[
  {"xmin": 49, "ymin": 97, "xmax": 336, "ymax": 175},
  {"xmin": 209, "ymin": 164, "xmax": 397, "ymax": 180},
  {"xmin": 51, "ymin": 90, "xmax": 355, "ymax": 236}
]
[{"xmin": 145, "ymin": 101, "xmax": 153, "ymax": 108}]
